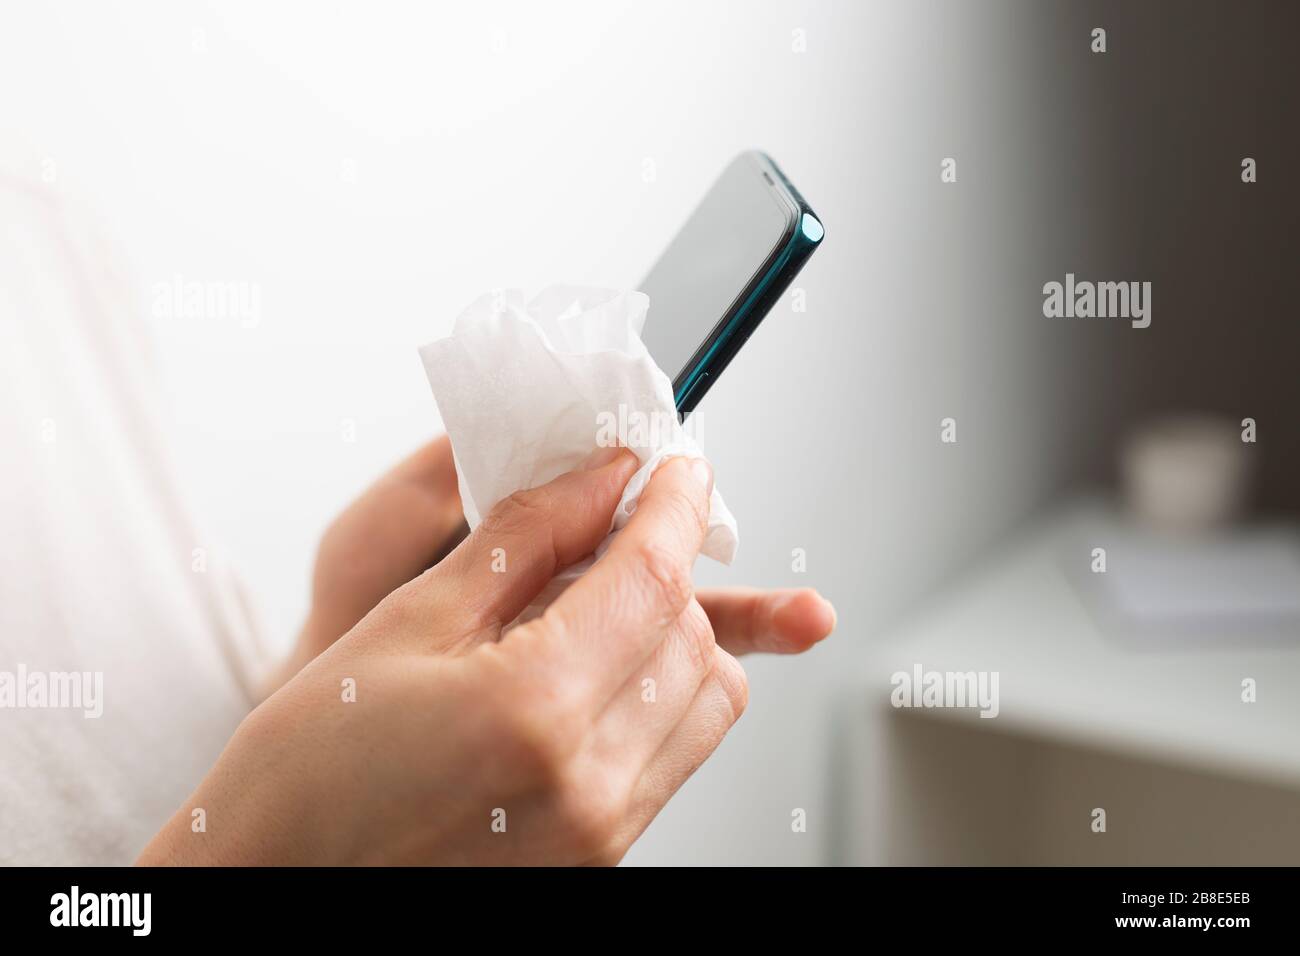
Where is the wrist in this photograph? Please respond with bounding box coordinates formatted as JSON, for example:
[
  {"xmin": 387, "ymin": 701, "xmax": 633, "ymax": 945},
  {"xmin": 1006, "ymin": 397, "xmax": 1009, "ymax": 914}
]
[
  {"xmin": 258, "ymin": 611, "xmax": 330, "ymax": 700},
  {"xmin": 137, "ymin": 702, "xmax": 332, "ymax": 865}
]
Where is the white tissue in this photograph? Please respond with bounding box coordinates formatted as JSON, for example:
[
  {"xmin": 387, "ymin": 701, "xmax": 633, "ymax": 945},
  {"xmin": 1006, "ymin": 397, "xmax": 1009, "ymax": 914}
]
[{"xmin": 419, "ymin": 285, "xmax": 738, "ymax": 616}]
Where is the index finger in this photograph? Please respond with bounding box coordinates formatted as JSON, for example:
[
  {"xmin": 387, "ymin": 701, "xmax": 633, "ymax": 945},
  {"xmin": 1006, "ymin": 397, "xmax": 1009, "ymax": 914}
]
[{"xmin": 531, "ymin": 455, "xmax": 714, "ymax": 699}]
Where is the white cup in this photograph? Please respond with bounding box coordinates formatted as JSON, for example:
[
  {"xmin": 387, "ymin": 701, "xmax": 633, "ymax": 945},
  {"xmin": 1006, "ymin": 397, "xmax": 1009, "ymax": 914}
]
[{"xmin": 1121, "ymin": 415, "xmax": 1253, "ymax": 532}]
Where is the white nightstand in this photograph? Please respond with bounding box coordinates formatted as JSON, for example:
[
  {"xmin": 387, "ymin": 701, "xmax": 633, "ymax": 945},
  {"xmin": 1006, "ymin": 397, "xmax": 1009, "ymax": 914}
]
[{"xmin": 837, "ymin": 500, "xmax": 1300, "ymax": 864}]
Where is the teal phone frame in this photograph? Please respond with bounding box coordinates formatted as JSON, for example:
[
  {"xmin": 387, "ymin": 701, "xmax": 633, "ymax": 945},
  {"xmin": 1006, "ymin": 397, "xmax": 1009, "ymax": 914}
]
[{"xmin": 670, "ymin": 151, "xmax": 824, "ymax": 417}]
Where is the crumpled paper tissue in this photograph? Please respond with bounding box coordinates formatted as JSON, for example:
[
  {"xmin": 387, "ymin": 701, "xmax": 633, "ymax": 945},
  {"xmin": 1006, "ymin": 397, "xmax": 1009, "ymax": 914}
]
[{"xmin": 419, "ymin": 285, "xmax": 738, "ymax": 619}]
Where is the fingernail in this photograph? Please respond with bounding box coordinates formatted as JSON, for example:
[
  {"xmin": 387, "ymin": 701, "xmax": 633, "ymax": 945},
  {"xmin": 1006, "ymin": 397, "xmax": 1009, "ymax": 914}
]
[
  {"xmin": 582, "ymin": 444, "xmax": 625, "ymax": 471},
  {"xmin": 689, "ymin": 458, "xmax": 714, "ymax": 497}
]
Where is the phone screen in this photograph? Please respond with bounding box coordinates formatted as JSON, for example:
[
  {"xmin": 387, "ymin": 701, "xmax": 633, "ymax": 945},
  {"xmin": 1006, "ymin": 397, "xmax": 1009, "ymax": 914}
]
[{"xmin": 639, "ymin": 156, "xmax": 795, "ymax": 388}]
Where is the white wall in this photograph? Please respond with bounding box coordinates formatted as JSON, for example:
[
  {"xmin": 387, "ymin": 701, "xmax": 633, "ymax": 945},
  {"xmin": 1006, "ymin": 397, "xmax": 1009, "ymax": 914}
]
[{"xmin": 2, "ymin": 1, "xmax": 1091, "ymax": 863}]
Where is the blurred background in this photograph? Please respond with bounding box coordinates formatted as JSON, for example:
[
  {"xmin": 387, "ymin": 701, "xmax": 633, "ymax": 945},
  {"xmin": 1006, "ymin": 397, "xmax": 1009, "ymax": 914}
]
[{"xmin": 3, "ymin": 0, "xmax": 1296, "ymax": 863}]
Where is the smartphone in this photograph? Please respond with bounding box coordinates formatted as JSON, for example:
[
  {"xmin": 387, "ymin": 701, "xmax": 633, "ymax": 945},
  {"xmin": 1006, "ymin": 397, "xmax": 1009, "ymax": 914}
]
[{"xmin": 639, "ymin": 150, "xmax": 823, "ymax": 417}]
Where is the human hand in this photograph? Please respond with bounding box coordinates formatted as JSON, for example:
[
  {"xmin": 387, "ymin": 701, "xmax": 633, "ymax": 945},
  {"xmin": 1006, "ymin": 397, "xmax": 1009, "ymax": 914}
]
[
  {"xmin": 271, "ymin": 436, "xmax": 832, "ymax": 695},
  {"xmin": 266, "ymin": 435, "xmax": 467, "ymax": 695},
  {"xmin": 142, "ymin": 447, "xmax": 833, "ymax": 865}
]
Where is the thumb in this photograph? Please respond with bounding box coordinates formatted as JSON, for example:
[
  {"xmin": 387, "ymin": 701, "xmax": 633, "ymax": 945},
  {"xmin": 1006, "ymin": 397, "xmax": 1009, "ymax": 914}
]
[{"xmin": 412, "ymin": 445, "xmax": 639, "ymax": 640}]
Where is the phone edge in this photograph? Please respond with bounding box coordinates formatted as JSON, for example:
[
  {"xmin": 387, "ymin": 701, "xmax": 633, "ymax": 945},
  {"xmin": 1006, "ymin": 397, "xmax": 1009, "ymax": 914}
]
[{"xmin": 673, "ymin": 152, "xmax": 823, "ymax": 418}]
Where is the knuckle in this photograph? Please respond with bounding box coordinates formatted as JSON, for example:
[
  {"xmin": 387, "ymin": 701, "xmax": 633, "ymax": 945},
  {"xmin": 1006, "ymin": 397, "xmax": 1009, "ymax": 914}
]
[
  {"xmin": 492, "ymin": 704, "xmax": 577, "ymax": 785},
  {"xmin": 712, "ymin": 649, "xmax": 750, "ymax": 724},
  {"xmin": 481, "ymin": 666, "xmax": 584, "ymax": 785},
  {"xmin": 481, "ymin": 487, "xmax": 552, "ymax": 539},
  {"xmin": 680, "ymin": 482, "xmax": 711, "ymax": 539},
  {"xmin": 677, "ymin": 600, "xmax": 717, "ymax": 674},
  {"xmin": 633, "ymin": 541, "xmax": 695, "ymax": 620},
  {"xmin": 504, "ymin": 486, "xmax": 552, "ymax": 520},
  {"xmin": 550, "ymin": 767, "xmax": 627, "ymax": 860}
]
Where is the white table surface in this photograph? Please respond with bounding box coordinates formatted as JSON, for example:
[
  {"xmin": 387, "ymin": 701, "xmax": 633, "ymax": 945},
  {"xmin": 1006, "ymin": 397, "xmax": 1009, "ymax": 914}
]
[{"xmin": 861, "ymin": 500, "xmax": 1300, "ymax": 789}]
